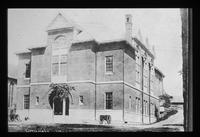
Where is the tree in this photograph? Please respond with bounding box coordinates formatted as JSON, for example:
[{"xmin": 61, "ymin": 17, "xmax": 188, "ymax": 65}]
[
  {"xmin": 48, "ymin": 83, "xmax": 75, "ymax": 109},
  {"xmin": 159, "ymin": 93, "xmax": 173, "ymax": 108}
]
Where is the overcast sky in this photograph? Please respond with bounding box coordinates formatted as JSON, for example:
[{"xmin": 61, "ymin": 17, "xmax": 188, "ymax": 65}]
[{"xmin": 8, "ymin": 8, "xmax": 183, "ymax": 97}]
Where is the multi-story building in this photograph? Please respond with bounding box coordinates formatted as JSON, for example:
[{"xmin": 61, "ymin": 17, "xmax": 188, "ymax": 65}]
[{"xmin": 15, "ymin": 13, "xmax": 164, "ymax": 124}]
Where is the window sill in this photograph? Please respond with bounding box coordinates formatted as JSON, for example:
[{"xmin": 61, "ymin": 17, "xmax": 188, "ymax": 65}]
[
  {"xmin": 104, "ymin": 109, "xmax": 113, "ymax": 111},
  {"xmin": 105, "ymin": 72, "xmax": 114, "ymax": 75}
]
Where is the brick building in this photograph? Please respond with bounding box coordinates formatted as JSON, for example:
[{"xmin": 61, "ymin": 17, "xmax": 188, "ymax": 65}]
[{"xmin": 15, "ymin": 13, "xmax": 164, "ymax": 124}]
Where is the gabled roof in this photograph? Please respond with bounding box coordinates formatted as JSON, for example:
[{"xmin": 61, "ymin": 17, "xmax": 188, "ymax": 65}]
[
  {"xmin": 17, "ymin": 13, "xmax": 155, "ymax": 57},
  {"xmin": 46, "ymin": 13, "xmax": 74, "ymax": 31},
  {"xmin": 73, "ymin": 23, "xmax": 125, "ymax": 44}
]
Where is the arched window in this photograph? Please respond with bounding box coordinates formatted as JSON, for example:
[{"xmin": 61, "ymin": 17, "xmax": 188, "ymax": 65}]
[{"xmin": 54, "ymin": 35, "xmax": 66, "ymax": 49}]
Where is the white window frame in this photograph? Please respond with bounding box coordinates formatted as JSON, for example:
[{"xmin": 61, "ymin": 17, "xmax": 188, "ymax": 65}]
[
  {"xmin": 105, "ymin": 92, "xmax": 113, "ymax": 110},
  {"xmin": 23, "ymin": 95, "xmax": 30, "ymax": 109},
  {"xmin": 105, "ymin": 55, "xmax": 114, "ymax": 75},
  {"xmin": 51, "ymin": 54, "xmax": 67, "ymax": 76},
  {"xmin": 52, "ymin": 55, "xmax": 59, "ymax": 76}
]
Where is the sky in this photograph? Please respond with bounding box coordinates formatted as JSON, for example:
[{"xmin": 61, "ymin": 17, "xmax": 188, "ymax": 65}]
[{"xmin": 8, "ymin": 8, "xmax": 183, "ymax": 97}]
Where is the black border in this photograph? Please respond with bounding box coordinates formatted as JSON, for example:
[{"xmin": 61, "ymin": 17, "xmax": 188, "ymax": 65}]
[{"xmin": 1, "ymin": 0, "xmax": 197, "ymax": 136}]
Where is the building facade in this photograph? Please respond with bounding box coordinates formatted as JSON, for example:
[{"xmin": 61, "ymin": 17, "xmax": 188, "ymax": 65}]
[
  {"xmin": 15, "ymin": 13, "xmax": 163, "ymax": 124},
  {"xmin": 154, "ymin": 67, "xmax": 165, "ymax": 97}
]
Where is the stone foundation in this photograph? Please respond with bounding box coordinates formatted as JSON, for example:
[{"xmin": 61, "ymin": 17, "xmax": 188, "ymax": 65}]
[{"xmin": 16, "ymin": 109, "xmax": 156, "ymax": 124}]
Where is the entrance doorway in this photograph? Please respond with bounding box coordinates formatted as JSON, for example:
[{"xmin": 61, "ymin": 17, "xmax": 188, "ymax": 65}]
[
  {"xmin": 53, "ymin": 97, "xmax": 69, "ymax": 116},
  {"xmin": 65, "ymin": 97, "xmax": 69, "ymax": 115}
]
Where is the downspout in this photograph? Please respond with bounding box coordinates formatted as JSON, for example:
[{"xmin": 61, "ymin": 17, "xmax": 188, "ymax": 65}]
[
  {"xmin": 122, "ymin": 48, "xmax": 125, "ymax": 122},
  {"xmin": 94, "ymin": 45, "xmax": 97, "ymax": 120},
  {"xmin": 141, "ymin": 57, "xmax": 144, "ymax": 124},
  {"xmin": 149, "ymin": 63, "xmax": 151, "ymax": 124},
  {"xmin": 11, "ymin": 83, "xmax": 14, "ymax": 107},
  {"xmin": 28, "ymin": 55, "xmax": 32, "ymax": 118}
]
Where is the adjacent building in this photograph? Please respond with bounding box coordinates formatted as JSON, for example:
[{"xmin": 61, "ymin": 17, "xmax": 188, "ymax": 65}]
[{"xmin": 15, "ymin": 13, "xmax": 164, "ymax": 124}]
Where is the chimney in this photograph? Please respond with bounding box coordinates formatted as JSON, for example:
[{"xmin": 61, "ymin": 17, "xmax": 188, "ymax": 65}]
[{"xmin": 125, "ymin": 14, "xmax": 132, "ymax": 45}]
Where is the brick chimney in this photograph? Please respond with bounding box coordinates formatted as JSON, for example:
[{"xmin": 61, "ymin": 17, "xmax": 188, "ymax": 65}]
[{"xmin": 125, "ymin": 14, "xmax": 132, "ymax": 45}]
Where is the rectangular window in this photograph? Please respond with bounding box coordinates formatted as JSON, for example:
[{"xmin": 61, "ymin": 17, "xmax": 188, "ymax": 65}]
[
  {"xmin": 24, "ymin": 95, "xmax": 29, "ymax": 109},
  {"xmin": 143, "ymin": 100, "xmax": 146, "ymax": 115},
  {"xmin": 139, "ymin": 98, "xmax": 142, "ymax": 114},
  {"xmin": 142, "ymin": 62, "xmax": 149, "ymax": 88},
  {"xmin": 25, "ymin": 62, "xmax": 31, "ymax": 78},
  {"xmin": 146, "ymin": 101, "xmax": 148, "ymax": 115},
  {"xmin": 105, "ymin": 56, "xmax": 113, "ymax": 73},
  {"xmin": 151, "ymin": 103, "xmax": 154, "ymax": 115},
  {"xmin": 136, "ymin": 64, "xmax": 140, "ymax": 83},
  {"xmin": 150, "ymin": 74, "xmax": 154, "ymax": 91},
  {"xmin": 105, "ymin": 92, "xmax": 113, "ymax": 109},
  {"xmin": 36, "ymin": 96, "xmax": 39, "ymax": 105},
  {"xmin": 60, "ymin": 54, "xmax": 67, "ymax": 75},
  {"xmin": 52, "ymin": 56, "xmax": 59, "ymax": 76},
  {"xmin": 136, "ymin": 97, "xmax": 141, "ymax": 114},
  {"xmin": 136, "ymin": 56, "xmax": 141, "ymax": 83},
  {"xmin": 143, "ymin": 68, "xmax": 148, "ymax": 87},
  {"xmin": 129, "ymin": 96, "xmax": 132, "ymax": 110},
  {"xmin": 79, "ymin": 95, "xmax": 84, "ymax": 105},
  {"xmin": 136, "ymin": 97, "xmax": 140, "ymax": 114}
]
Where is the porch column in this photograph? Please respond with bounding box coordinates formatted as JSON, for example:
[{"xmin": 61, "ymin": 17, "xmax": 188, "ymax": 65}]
[{"xmin": 63, "ymin": 98, "xmax": 66, "ymax": 116}]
